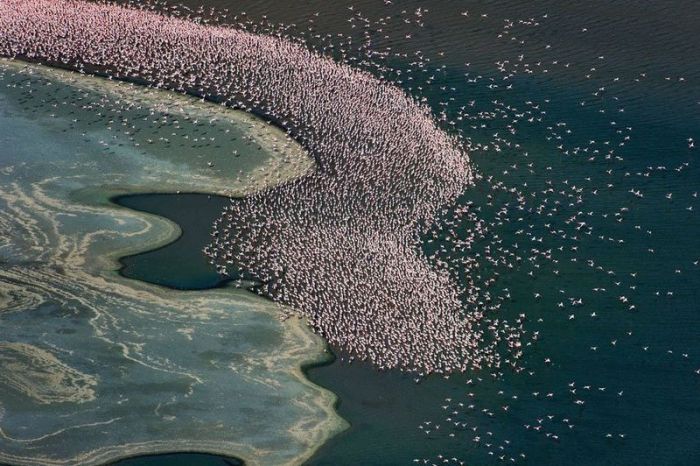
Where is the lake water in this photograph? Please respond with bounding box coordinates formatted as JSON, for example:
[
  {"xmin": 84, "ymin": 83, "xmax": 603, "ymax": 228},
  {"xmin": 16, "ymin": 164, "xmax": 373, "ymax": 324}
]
[
  {"xmin": 0, "ymin": 59, "xmax": 341, "ymax": 466},
  {"xmin": 2, "ymin": 0, "xmax": 699, "ymax": 465},
  {"xmin": 115, "ymin": 193, "xmax": 229, "ymax": 290},
  {"xmin": 108, "ymin": 0, "xmax": 699, "ymax": 465}
]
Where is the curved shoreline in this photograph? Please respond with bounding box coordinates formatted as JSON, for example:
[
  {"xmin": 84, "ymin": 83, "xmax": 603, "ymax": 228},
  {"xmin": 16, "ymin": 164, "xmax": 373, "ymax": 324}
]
[
  {"xmin": 78, "ymin": 117, "xmax": 348, "ymax": 466},
  {"xmin": 0, "ymin": 0, "xmax": 484, "ymax": 375},
  {"xmin": 110, "ymin": 192, "xmax": 228, "ymax": 291},
  {"xmin": 105, "ymin": 191, "xmax": 348, "ymax": 466},
  {"xmin": 5, "ymin": 55, "xmax": 315, "ymax": 177},
  {"xmin": 0, "ymin": 58, "xmax": 347, "ymax": 466},
  {"xmin": 0, "ymin": 136, "xmax": 347, "ymax": 466}
]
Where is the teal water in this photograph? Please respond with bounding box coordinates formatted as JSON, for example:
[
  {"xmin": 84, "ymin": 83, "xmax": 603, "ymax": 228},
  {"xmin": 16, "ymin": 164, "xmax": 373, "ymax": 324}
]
[
  {"xmin": 0, "ymin": 59, "xmax": 341, "ymax": 466},
  {"xmin": 2, "ymin": 0, "xmax": 699, "ymax": 465},
  {"xmin": 115, "ymin": 194, "xmax": 229, "ymax": 290},
  {"xmin": 103, "ymin": 0, "xmax": 700, "ymax": 465},
  {"xmin": 115, "ymin": 184, "xmax": 700, "ymax": 465}
]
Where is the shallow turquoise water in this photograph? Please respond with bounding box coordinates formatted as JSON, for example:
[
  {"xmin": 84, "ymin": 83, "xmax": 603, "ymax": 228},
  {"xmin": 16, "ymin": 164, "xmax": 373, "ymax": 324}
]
[
  {"xmin": 0, "ymin": 60, "xmax": 340, "ymax": 466},
  {"xmin": 2, "ymin": 0, "xmax": 699, "ymax": 465},
  {"xmin": 102, "ymin": 1, "xmax": 700, "ymax": 465}
]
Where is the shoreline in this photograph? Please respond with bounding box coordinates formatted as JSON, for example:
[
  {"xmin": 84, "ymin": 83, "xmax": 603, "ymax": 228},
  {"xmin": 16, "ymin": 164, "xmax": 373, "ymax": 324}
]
[
  {"xmin": 105, "ymin": 190, "xmax": 348, "ymax": 466},
  {"xmin": 0, "ymin": 57, "xmax": 315, "ymax": 199},
  {"xmin": 0, "ymin": 58, "xmax": 348, "ymax": 466},
  {"xmin": 0, "ymin": 55, "xmax": 321, "ymax": 179}
]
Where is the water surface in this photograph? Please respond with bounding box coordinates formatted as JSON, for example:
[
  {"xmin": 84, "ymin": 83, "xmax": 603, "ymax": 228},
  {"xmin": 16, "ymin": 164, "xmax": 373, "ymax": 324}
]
[{"xmin": 115, "ymin": 193, "xmax": 229, "ymax": 290}]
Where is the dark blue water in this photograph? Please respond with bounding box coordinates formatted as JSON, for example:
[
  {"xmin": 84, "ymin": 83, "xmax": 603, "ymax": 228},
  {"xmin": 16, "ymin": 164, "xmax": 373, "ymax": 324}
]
[
  {"xmin": 108, "ymin": 1, "xmax": 699, "ymax": 465},
  {"xmin": 115, "ymin": 193, "xmax": 229, "ymax": 290},
  {"xmin": 109, "ymin": 452, "xmax": 242, "ymax": 466}
]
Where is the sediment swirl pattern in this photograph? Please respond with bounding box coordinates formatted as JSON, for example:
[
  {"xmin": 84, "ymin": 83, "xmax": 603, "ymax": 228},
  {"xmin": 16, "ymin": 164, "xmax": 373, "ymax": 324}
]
[
  {"xmin": 0, "ymin": 59, "xmax": 343, "ymax": 466},
  {"xmin": 0, "ymin": 0, "xmax": 507, "ymax": 374}
]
